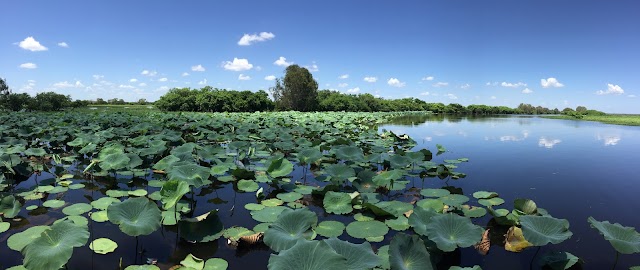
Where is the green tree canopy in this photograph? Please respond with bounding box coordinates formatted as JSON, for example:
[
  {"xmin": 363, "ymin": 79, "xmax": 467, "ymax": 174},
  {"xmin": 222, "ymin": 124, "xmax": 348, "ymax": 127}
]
[{"xmin": 270, "ymin": 65, "xmax": 318, "ymax": 111}]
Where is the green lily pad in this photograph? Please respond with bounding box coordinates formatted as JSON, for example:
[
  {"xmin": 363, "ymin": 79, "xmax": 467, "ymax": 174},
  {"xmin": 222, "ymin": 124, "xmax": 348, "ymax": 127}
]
[
  {"xmin": 7, "ymin": 225, "xmax": 49, "ymax": 251},
  {"xmin": 439, "ymin": 194, "xmax": 470, "ymax": 207},
  {"xmin": 251, "ymin": 206, "xmax": 288, "ymax": 223},
  {"xmin": 90, "ymin": 238, "xmax": 118, "ymax": 254},
  {"xmin": 22, "ymin": 220, "xmax": 89, "ymax": 270},
  {"xmin": 124, "ymin": 265, "xmax": 160, "ymax": 270},
  {"xmin": 90, "ymin": 197, "xmax": 119, "ymax": 210},
  {"xmin": 408, "ymin": 206, "xmax": 439, "ymax": 236},
  {"xmin": 267, "ymin": 157, "xmax": 293, "ymax": 178},
  {"xmin": 324, "ymin": 237, "xmax": 381, "ymax": 270},
  {"xmin": 261, "ymin": 198, "xmax": 284, "ymax": 207},
  {"xmin": 323, "ymin": 191, "xmax": 353, "ymax": 214},
  {"xmin": 276, "ymin": 192, "xmax": 303, "ymax": 203},
  {"xmin": 26, "ymin": 205, "xmax": 38, "ymax": 211},
  {"xmin": 223, "ymin": 227, "xmax": 255, "ymax": 241},
  {"xmin": 478, "ymin": 197, "xmax": 505, "ymax": 207},
  {"xmin": 315, "ymin": 220, "xmax": 345, "ymax": 238},
  {"xmin": 346, "ymin": 220, "xmax": 389, "ymax": 239},
  {"xmin": 180, "ymin": 211, "xmax": 224, "ymax": 242},
  {"xmin": 244, "ymin": 203, "xmax": 265, "ymax": 211},
  {"xmin": 539, "ymin": 251, "xmax": 582, "ymax": 270},
  {"xmin": 108, "ymin": 197, "xmax": 161, "ymax": 236},
  {"xmin": 375, "ymin": 201, "xmax": 413, "ymax": 217},
  {"xmin": 0, "ymin": 195, "xmax": 22, "ymax": 218},
  {"xmin": 385, "ymin": 216, "xmax": 410, "ymax": 231},
  {"xmin": 68, "ymin": 184, "xmax": 85, "ymax": 190},
  {"xmin": 160, "ymin": 179, "xmax": 190, "ymax": 210},
  {"xmin": 237, "ymin": 179, "xmax": 259, "ymax": 192},
  {"xmin": 62, "ymin": 203, "xmax": 92, "ymax": 216},
  {"xmin": 180, "ymin": 254, "xmax": 204, "ymax": 269},
  {"xmin": 416, "ymin": 199, "xmax": 445, "ymax": 212},
  {"xmin": 389, "ymin": 233, "xmax": 434, "ymax": 270},
  {"xmin": 264, "ymin": 208, "xmax": 317, "ymax": 252},
  {"xmin": 354, "ymin": 212, "xmax": 376, "ymax": 221},
  {"xmin": 588, "ymin": 216, "xmax": 640, "ymax": 254},
  {"xmin": 520, "ymin": 215, "xmax": 572, "ymax": 246},
  {"xmin": 128, "ymin": 189, "xmax": 148, "ymax": 197},
  {"xmin": 106, "ymin": 189, "xmax": 129, "ymax": 198},
  {"xmin": 472, "ymin": 191, "xmax": 498, "ymax": 199},
  {"xmin": 420, "ymin": 188, "xmax": 450, "ymax": 197},
  {"xmin": 253, "ymin": 223, "xmax": 271, "ymax": 233},
  {"xmin": 268, "ymin": 239, "xmax": 347, "ymax": 270},
  {"xmin": 204, "ymin": 258, "xmax": 228, "ymax": 270},
  {"xmin": 0, "ymin": 222, "xmax": 10, "ymax": 233},
  {"xmin": 91, "ymin": 210, "xmax": 109, "ymax": 222},
  {"xmin": 168, "ymin": 163, "xmax": 211, "ymax": 188},
  {"xmin": 424, "ymin": 214, "xmax": 484, "ymax": 252},
  {"xmin": 462, "ymin": 205, "xmax": 487, "ymax": 218}
]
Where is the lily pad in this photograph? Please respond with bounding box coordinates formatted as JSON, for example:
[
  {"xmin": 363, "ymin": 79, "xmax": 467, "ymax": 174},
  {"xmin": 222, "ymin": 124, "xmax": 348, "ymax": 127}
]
[
  {"xmin": 251, "ymin": 206, "xmax": 288, "ymax": 223},
  {"xmin": 346, "ymin": 220, "xmax": 389, "ymax": 239},
  {"xmin": 385, "ymin": 216, "xmax": 410, "ymax": 231},
  {"xmin": 267, "ymin": 157, "xmax": 293, "ymax": 178},
  {"xmin": 22, "ymin": 220, "xmax": 89, "ymax": 270},
  {"xmin": 424, "ymin": 213, "xmax": 484, "ymax": 252},
  {"xmin": 0, "ymin": 195, "xmax": 22, "ymax": 218},
  {"xmin": 408, "ymin": 206, "xmax": 439, "ymax": 236},
  {"xmin": 160, "ymin": 179, "xmax": 190, "ymax": 210},
  {"xmin": 223, "ymin": 227, "xmax": 255, "ymax": 241},
  {"xmin": 539, "ymin": 251, "xmax": 582, "ymax": 270},
  {"xmin": 90, "ymin": 197, "xmax": 119, "ymax": 210},
  {"xmin": 62, "ymin": 203, "xmax": 92, "ymax": 216},
  {"xmin": 180, "ymin": 211, "xmax": 224, "ymax": 242},
  {"xmin": 389, "ymin": 233, "xmax": 434, "ymax": 270},
  {"xmin": 276, "ymin": 192, "xmax": 303, "ymax": 203},
  {"xmin": 107, "ymin": 197, "xmax": 162, "ymax": 236},
  {"xmin": 588, "ymin": 216, "xmax": 640, "ymax": 254},
  {"xmin": 0, "ymin": 222, "xmax": 9, "ymax": 233},
  {"xmin": 168, "ymin": 163, "xmax": 211, "ymax": 188},
  {"xmin": 237, "ymin": 179, "xmax": 259, "ymax": 192},
  {"xmin": 180, "ymin": 254, "xmax": 204, "ymax": 269},
  {"xmin": 478, "ymin": 197, "xmax": 505, "ymax": 207},
  {"xmin": 439, "ymin": 194, "xmax": 470, "ymax": 207},
  {"xmin": 244, "ymin": 203, "xmax": 265, "ymax": 211},
  {"xmin": 421, "ymin": 188, "xmax": 450, "ymax": 197},
  {"xmin": 264, "ymin": 208, "xmax": 317, "ymax": 252},
  {"xmin": 261, "ymin": 198, "xmax": 284, "ymax": 207},
  {"xmin": 315, "ymin": 220, "xmax": 345, "ymax": 238},
  {"xmin": 324, "ymin": 237, "xmax": 381, "ymax": 270},
  {"xmin": 7, "ymin": 225, "xmax": 49, "ymax": 251},
  {"xmin": 204, "ymin": 258, "xmax": 228, "ymax": 270},
  {"xmin": 268, "ymin": 239, "xmax": 347, "ymax": 270},
  {"xmin": 128, "ymin": 189, "xmax": 148, "ymax": 197},
  {"xmin": 91, "ymin": 210, "xmax": 109, "ymax": 222},
  {"xmin": 520, "ymin": 215, "xmax": 572, "ymax": 246},
  {"xmin": 90, "ymin": 238, "xmax": 118, "ymax": 254},
  {"xmin": 472, "ymin": 191, "xmax": 498, "ymax": 199},
  {"xmin": 323, "ymin": 191, "xmax": 353, "ymax": 214}
]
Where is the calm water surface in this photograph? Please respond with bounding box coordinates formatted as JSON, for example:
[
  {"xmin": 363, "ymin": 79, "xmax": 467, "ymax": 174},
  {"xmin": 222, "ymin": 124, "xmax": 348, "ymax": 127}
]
[{"xmin": 1, "ymin": 115, "xmax": 639, "ymax": 270}]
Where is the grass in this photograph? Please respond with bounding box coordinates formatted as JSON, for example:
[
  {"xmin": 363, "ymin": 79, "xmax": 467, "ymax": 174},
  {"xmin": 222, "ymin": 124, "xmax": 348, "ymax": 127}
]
[{"xmin": 543, "ymin": 114, "xmax": 640, "ymax": 126}]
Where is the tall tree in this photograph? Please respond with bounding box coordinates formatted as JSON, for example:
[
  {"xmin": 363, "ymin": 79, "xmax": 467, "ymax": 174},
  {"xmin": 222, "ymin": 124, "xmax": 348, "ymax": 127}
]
[
  {"xmin": 270, "ymin": 65, "xmax": 318, "ymax": 111},
  {"xmin": 0, "ymin": 77, "xmax": 10, "ymax": 96}
]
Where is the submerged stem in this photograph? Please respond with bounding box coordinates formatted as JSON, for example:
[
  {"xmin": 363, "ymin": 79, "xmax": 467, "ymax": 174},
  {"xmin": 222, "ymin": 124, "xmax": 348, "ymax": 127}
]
[
  {"xmin": 529, "ymin": 246, "xmax": 541, "ymax": 270},
  {"xmin": 612, "ymin": 251, "xmax": 620, "ymax": 270}
]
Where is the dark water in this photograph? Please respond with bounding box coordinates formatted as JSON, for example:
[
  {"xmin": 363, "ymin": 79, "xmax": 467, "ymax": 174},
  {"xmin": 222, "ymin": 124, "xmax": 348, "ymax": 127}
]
[
  {"xmin": 1, "ymin": 115, "xmax": 639, "ymax": 270},
  {"xmin": 382, "ymin": 115, "xmax": 640, "ymax": 269}
]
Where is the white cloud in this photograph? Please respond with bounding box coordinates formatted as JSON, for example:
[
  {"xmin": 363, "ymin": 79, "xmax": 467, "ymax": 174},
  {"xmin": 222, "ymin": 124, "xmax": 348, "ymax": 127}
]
[
  {"xmin": 501, "ymin": 82, "xmax": 527, "ymax": 88},
  {"xmin": 191, "ymin": 64, "xmax": 205, "ymax": 72},
  {"xmin": 338, "ymin": 83, "xmax": 348, "ymax": 88},
  {"xmin": 629, "ymin": 94, "xmax": 637, "ymax": 98},
  {"xmin": 119, "ymin": 85, "xmax": 135, "ymax": 89},
  {"xmin": 19, "ymin": 62, "xmax": 37, "ymax": 69},
  {"xmin": 158, "ymin": 77, "xmax": 168, "ymax": 82},
  {"xmin": 18, "ymin": 37, "xmax": 48, "ymax": 51},
  {"xmin": 237, "ymin": 32, "xmax": 275, "ymax": 46},
  {"xmin": 387, "ymin": 78, "xmax": 406, "ymax": 87},
  {"xmin": 339, "ymin": 74, "xmax": 349, "ymax": 79},
  {"xmin": 447, "ymin": 93, "xmax": 458, "ymax": 100},
  {"xmin": 57, "ymin": 42, "xmax": 69, "ymax": 48},
  {"xmin": 238, "ymin": 74, "xmax": 251, "ymax": 80},
  {"xmin": 224, "ymin": 58, "xmax": 253, "ymax": 71},
  {"xmin": 305, "ymin": 62, "xmax": 319, "ymax": 72},
  {"xmin": 93, "ymin": 75, "xmax": 104, "ymax": 80},
  {"xmin": 540, "ymin": 77, "xmax": 564, "ymax": 88},
  {"xmin": 433, "ymin": 82, "xmax": 449, "ymax": 87},
  {"xmin": 422, "ymin": 76, "xmax": 434, "ymax": 81},
  {"xmin": 596, "ymin": 84, "xmax": 625, "ymax": 95},
  {"xmin": 522, "ymin": 88, "xmax": 533, "ymax": 94},
  {"xmin": 364, "ymin": 76, "xmax": 377, "ymax": 83},
  {"xmin": 420, "ymin": 92, "xmax": 430, "ymax": 96},
  {"xmin": 273, "ymin": 56, "xmax": 292, "ymax": 67},
  {"xmin": 182, "ymin": 72, "xmax": 190, "ymax": 77},
  {"xmin": 129, "ymin": 78, "xmax": 138, "ymax": 82},
  {"xmin": 198, "ymin": 79, "xmax": 207, "ymax": 85},
  {"xmin": 490, "ymin": 96, "xmax": 497, "ymax": 99},
  {"xmin": 138, "ymin": 83, "xmax": 147, "ymax": 87},
  {"xmin": 53, "ymin": 80, "xmax": 84, "ymax": 88},
  {"xmin": 141, "ymin": 70, "xmax": 157, "ymax": 76},
  {"xmin": 346, "ymin": 87, "xmax": 360, "ymax": 93},
  {"xmin": 264, "ymin": 75, "xmax": 276, "ymax": 81},
  {"xmin": 460, "ymin": 83, "xmax": 471, "ymax": 89},
  {"xmin": 538, "ymin": 137, "xmax": 562, "ymax": 148}
]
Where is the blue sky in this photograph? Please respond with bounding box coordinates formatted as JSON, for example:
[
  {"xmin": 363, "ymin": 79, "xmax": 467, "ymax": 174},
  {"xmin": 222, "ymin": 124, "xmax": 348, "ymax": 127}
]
[{"xmin": 2, "ymin": 0, "xmax": 639, "ymax": 113}]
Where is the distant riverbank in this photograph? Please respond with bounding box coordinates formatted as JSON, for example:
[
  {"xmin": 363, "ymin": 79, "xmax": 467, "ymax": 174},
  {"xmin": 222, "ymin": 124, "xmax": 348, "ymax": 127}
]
[{"xmin": 543, "ymin": 114, "xmax": 640, "ymax": 126}]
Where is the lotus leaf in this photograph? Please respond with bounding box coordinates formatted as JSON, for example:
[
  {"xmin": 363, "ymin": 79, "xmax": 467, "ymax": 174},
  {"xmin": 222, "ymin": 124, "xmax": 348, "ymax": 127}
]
[
  {"xmin": 180, "ymin": 254, "xmax": 204, "ymax": 270},
  {"xmin": 424, "ymin": 213, "xmax": 484, "ymax": 252},
  {"xmin": 377, "ymin": 245, "xmax": 390, "ymax": 270},
  {"xmin": 323, "ymin": 191, "xmax": 353, "ymax": 214},
  {"xmin": 261, "ymin": 198, "xmax": 284, "ymax": 207},
  {"xmin": 90, "ymin": 197, "xmax": 119, "ymax": 210},
  {"xmin": 99, "ymin": 152, "xmax": 130, "ymax": 171},
  {"xmin": 276, "ymin": 192, "xmax": 302, "ymax": 202},
  {"xmin": 22, "ymin": 220, "xmax": 89, "ymax": 270},
  {"xmin": 267, "ymin": 157, "xmax": 293, "ymax": 178},
  {"xmin": 153, "ymin": 155, "xmax": 180, "ymax": 171},
  {"xmin": 539, "ymin": 251, "xmax": 582, "ymax": 270},
  {"xmin": 324, "ymin": 237, "xmax": 381, "ymax": 270},
  {"xmin": 57, "ymin": 215, "xmax": 89, "ymax": 226},
  {"xmin": 375, "ymin": 201, "xmax": 413, "ymax": 217},
  {"xmin": 90, "ymin": 238, "xmax": 118, "ymax": 254},
  {"xmin": 251, "ymin": 206, "xmax": 289, "ymax": 223},
  {"xmin": 389, "ymin": 233, "xmax": 434, "ymax": 270},
  {"xmin": 91, "ymin": 210, "xmax": 109, "ymax": 222},
  {"xmin": 385, "ymin": 216, "xmax": 410, "ymax": 231},
  {"xmin": 0, "ymin": 221, "xmax": 10, "ymax": 233},
  {"xmin": 519, "ymin": 215, "xmax": 572, "ymax": 246},
  {"xmin": 372, "ymin": 170, "xmax": 404, "ymax": 187},
  {"xmin": 204, "ymin": 258, "xmax": 228, "ymax": 270},
  {"xmin": 478, "ymin": 197, "xmax": 505, "ymax": 207},
  {"xmin": 107, "ymin": 197, "xmax": 161, "ymax": 236},
  {"xmin": 514, "ymin": 198, "xmax": 537, "ymax": 215},
  {"xmin": 420, "ymin": 188, "xmax": 450, "ymax": 197},
  {"xmin": 297, "ymin": 148, "xmax": 323, "ymax": 165},
  {"xmin": 168, "ymin": 163, "xmax": 210, "ymax": 188},
  {"xmin": 264, "ymin": 208, "xmax": 318, "ymax": 252},
  {"xmin": 128, "ymin": 189, "xmax": 147, "ymax": 197},
  {"xmin": 416, "ymin": 199, "xmax": 445, "ymax": 212},
  {"xmin": 0, "ymin": 195, "xmax": 22, "ymax": 218},
  {"xmin": 439, "ymin": 194, "xmax": 470, "ymax": 207},
  {"xmin": 24, "ymin": 148, "xmax": 46, "ymax": 157},
  {"xmin": 68, "ymin": 183, "xmax": 85, "ymax": 190},
  {"xmin": 504, "ymin": 226, "xmax": 532, "ymax": 252},
  {"xmin": 180, "ymin": 210, "xmax": 224, "ymax": 242},
  {"xmin": 7, "ymin": 225, "xmax": 49, "ymax": 251},
  {"xmin": 588, "ymin": 216, "xmax": 640, "ymax": 254},
  {"xmin": 237, "ymin": 179, "xmax": 259, "ymax": 192},
  {"xmin": 124, "ymin": 266, "xmax": 161, "ymax": 270},
  {"xmin": 354, "ymin": 212, "xmax": 376, "ymax": 221},
  {"xmin": 62, "ymin": 203, "xmax": 92, "ymax": 216},
  {"xmin": 472, "ymin": 191, "xmax": 498, "ymax": 199},
  {"xmin": 268, "ymin": 239, "xmax": 347, "ymax": 270},
  {"xmin": 244, "ymin": 203, "xmax": 264, "ymax": 211},
  {"xmin": 449, "ymin": 267, "xmax": 482, "ymax": 270},
  {"xmin": 346, "ymin": 220, "xmax": 388, "ymax": 239},
  {"xmin": 315, "ymin": 220, "xmax": 345, "ymax": 238},
  {"xmin": 106, "ymin": 189, "xmax": 129, "ymax": 198},
  {"xmin": 26, "ymin": 205, "xmax": 37, "ymax": 211},
  {"xmin": 160, "ymin": 179, "xmax": 190, "ymax": 209},
  {"xmin": 462, "ymin": 205, "xmax": 487, "ymax": 218},
  {"xmin": 223, "ymin": 227, "xmax": 255, "ymax": 241}
]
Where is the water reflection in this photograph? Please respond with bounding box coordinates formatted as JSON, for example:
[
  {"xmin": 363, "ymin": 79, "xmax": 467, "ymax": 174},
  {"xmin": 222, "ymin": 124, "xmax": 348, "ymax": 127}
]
[
  {"xmin": 596, "ymin": 134, "xmax": 621, "ymax": 146},
  {"xmin": 538, "ymin": 137, "xmax": 562, "ymax": 148},
  {"xmin": 499, "ymin": 130, "xmax": 529, "ymax": 142}
]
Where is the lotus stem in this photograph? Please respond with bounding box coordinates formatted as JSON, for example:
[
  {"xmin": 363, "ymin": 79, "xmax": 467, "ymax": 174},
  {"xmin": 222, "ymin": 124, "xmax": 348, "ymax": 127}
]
[
  {"xmin": 612, "ymin": 251, "xmax": 619, "ymax": 270},
  {"xmin": 529, "ymin": 246, "xmax": 541, "ymax": 270}
]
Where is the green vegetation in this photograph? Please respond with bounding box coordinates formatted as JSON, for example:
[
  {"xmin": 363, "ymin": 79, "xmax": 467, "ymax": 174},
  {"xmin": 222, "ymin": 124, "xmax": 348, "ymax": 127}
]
[
  {"xmin": 544, "ymin": 114, "xmax": 640, "ymax": 126},
  {"xmin": 1, "ymin": 110, "xmax": 634, "ymax": 269},
  {"xmin": 270, "ymin": 64, "xmax": 318, "ymax": 111},
  {"xmin": 155, "ymin": 87, "xmax": 273, "ymax": 112}
]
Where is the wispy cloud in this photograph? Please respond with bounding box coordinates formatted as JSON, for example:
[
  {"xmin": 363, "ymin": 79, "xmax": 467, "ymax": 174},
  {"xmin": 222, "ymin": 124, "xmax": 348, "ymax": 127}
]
[
  {"xmin": 265, "ymin": 75, "xmax": 276, "ymax": 81},
  {"xmin": 433, "ymin": 82, "xmax": 449, "ymax": 87},
  {"xmin": 305, "ymin": 62, "xmax": 319, "ymax": 72},
  {"xmin": 501, "ymin": 82, "xmax": 527, "ymax": 88},
  {"xmin": 339, "ymin": 74, "xmax": 349, "ymax": 79},
  {"xmin": 141, "ymin": 70, "xmax": 157, "ymax": 76},
  {"xmin": 191, "ymin": 64, "xmax": 205, "ymax": 72},
  {"xmin": 446, "ymin": 93, "xmax": 458, "ymax": 99},
  {"xmin": 522, "ymin": 88, "xmax": 533, "ymax": 94},
  {"xmin": 57, "ymin": 42, "xmax": 69, "ymax": 48},
  {"xmin": 238, "ymin": 32, "xmax": 275, "ymax": 46},
  {"xmin": 422, "ymin": 76, "xmax": 434, "ymax": 81},
  {"xmin": 238, "ymin": 74, "xmax": 251, "ymax": 80},
  {"xmin": 346, "ymin": 87, "xmax": 360, "ymax": 93},
  {"xmin": 19, "ymin": 62, "xmax": 37, "ymax": 69},
  {"xmin": 460, "ymin": 83, "xmax": 471, "ymax": 89},
  {"xmin": 364, "ymin": 76, "xmax": 377, "ymax": 83}
]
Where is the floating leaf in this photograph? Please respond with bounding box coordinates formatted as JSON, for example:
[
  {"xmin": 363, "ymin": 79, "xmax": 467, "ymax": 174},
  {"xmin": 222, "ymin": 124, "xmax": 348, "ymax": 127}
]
[
  {"xmin": 424, "ymin": 213, "xmax": 484, "ymax": 252},
  {"xmin": 0, "ymin": 195, "xmax": 22, "ymax": 218},
  {"xmin": 389, "ymin": 233, "xmax": 434, "ymax": 270},
  {"xmin": 588, "ymin": 216, "xmax": 640, "ymax": 254},
  {"xmin": 539, "ymin": 251, "xmax": 582, "ymax": 270},
  {"xmin": 107, "ymin": 197, "xmax": 161, "ymax": 236},
  {"xmin": 62, "ymin": 203, "xmax": 92, "ymax": 216},
  {"xmin": 408, "ymin": 206, "xmax": 439, "ymax": 236},
  {"xmin": 168, "ymin": 163, "xmax": 210, "ymax": 188},
  {"xmin": 91, "ymin": 211, "xmax": 109, "ymax": 222},
  {"xmin": 124, "ymin": 265, "xmax": 160, "ymax": 270},
  {"xmin": 315, "ymin": 220, "xmax": 345, "ymax": 238},
  {"xmin": 478, "ymin": 197, "xmax": 505, "ymax": 207},
  {"xmin": 22, "ymin": 220, "xmax": 89, "ymax": 270},
  {"xmin": 346, "ymin": 220, "xmax": 388, "ymax": 239},
  {"xmin": 324, "ymin": 237, "xmax": 381, "ymax": 270},
  {"xmin": 160, "ymin": 179, "xmax": 190, "ymax": 210},
  {"xmin": 385, "ymin": 216, "xmax": 410, "ymax": 231},
  {"xmin": 181, "ymin": 254, "xmax": 204, "ymax": 270},
  {"xmin": 237, "ymin": 179, "xmax": 259, "ymax": 192},
  {"xmin": 514, "ymin": 198, "xmax": 537, "ymax": 215},
  {"xmin": 89, "ymin": 238, "xmax": 118, "ymax": 254},
  {"xmin": 90, "ymin": 197, "xmax": 119, "ymax": 211},
  {"xmin": 251, "ymin": 206, "xmax": 288, "ymax": 223},
  {"xmin": 7, "ymin": 226, "xmax": 49, "ymax": 251},
  {"xmin": 180, "ymin": 210, "xmax": 224, "ymax": 242},
  {"xmin": 267, "ymin": 157, "xmax": 293, "ymax": 178},
  {"xmin": 276, "ymin": 192, "xmax": 303, "ymax": 203},
  {"xmin": 472, "ymin": 191, "xmax": 498, "ymax": 199},
  {"xmin": 128, "ymin": 189, "xmax": 147, "ymax": 197},
  {"xmin": 439, "ymin": 194, "xmax": 469, "ymax": 207},
  {"xmin": 244, "ymin": 203, "xmax": 264, "ymax": 211},
  {"xmin": 520, "ymin": 215, "xmax": 572, "ymax": 246},
  {"xmin": 325, "ymin": 164, "xmax": 356, "ymax": 183},
  {"xmin": 323, "ymin": 191, "xmax": 353, "ymax": 214},
  {"xmin": 504, "ymin": 226, "xmax": 532, "ymax": 252},
  {"xmin": 462, "ymin": 205, "xmax": 487, "ymax": 218},
  {"xmin": 223, "ymin": 227, "xmax": 255, "ymax": 242},
  {"xmin": 261, "ymin": 198, "xmax": 284, "ymax": 207},
  {"xmin": 264, "ymin": 208, "xmax": 317, "ymax": 252},
  {"xmin": 268, "ymin": 239, "xmax": 347, "ymax": 270},
  {"xmin": 420, "ymin": 188, "xmax": 450, "ymax": 197},
  {"xmin": 0, "ymin": 222, "xmax": 9, "ymax": 233},
  {"xmin": 204, "ymin": 258, "xmax": 228, "ymax": 270}
]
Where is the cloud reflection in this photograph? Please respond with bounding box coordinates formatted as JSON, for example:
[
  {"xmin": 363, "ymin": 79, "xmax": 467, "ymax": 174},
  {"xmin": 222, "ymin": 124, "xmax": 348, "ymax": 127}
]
[
  {"xmin": 538, "ymin": 137, "xmax": 562, "ymax": 148},
  {"xmin": 596, "ymin": 134, "xmax": 621, "ymax": 146}
]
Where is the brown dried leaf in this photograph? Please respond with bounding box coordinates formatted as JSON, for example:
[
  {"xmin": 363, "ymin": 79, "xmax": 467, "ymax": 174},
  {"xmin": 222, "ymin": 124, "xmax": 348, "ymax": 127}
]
[
  {"xmin": 474, "ymin": 229, "xmax": 490, "ymax": 255},
  {"xmin": 504, "ymin": 226, "xmax": 532, "ymax": 252}
]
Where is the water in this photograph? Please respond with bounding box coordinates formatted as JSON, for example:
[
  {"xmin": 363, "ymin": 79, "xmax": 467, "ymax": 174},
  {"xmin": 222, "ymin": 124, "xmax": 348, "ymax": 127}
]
[
  {"xmin": 1, "ymin": 115, "xmax": 639, "ymax": 270},
  {"xmin": 382, "ymin": 115, "xmax": 640, "ymax": 269}
]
